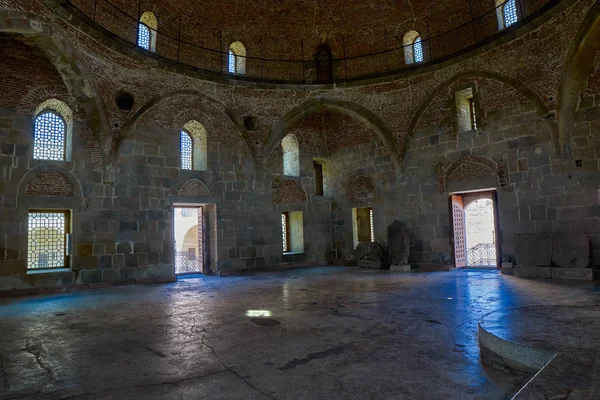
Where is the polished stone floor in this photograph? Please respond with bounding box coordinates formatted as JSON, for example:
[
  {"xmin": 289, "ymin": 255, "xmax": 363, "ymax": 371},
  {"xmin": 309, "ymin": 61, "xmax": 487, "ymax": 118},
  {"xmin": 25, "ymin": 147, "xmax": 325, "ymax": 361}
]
[{"xmin": 0, "ymin": 266, "xmax": 599, "ymax": 400}]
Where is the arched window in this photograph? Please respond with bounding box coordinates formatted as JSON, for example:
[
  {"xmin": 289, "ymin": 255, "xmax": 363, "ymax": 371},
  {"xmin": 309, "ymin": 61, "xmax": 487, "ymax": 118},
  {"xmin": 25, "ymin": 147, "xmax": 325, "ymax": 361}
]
[
  {"xmin": 138, "ymin": 12, "xmax": 157, "ymax": 52},
  {"xmin": 33, "ymin": 99, "xmax": 73, "ymax": 161},
  {"xmin": 403, "ymin": 31, "xmax": 423, "ymax": 65},
  {"xmin": 281, "ymin": 134, "xmax": 300, "ymax": 177},
  {"xmin": 228, "ymin": 42, "xmax": 246, "ymax": 75},
  {"xmin": 180, "ymin": 131, "xmax": 193, "ymax": 170},
  {"xmin": 496, "ymin": 0, "xmax": 518, "ymax": 29},
  {"xmin": 180, "ymin": 120, "xmax": 208, "ymax": 171},
  {"xmin": 315, "ymin": 45, "xmax": 333, "ymax": 83}
]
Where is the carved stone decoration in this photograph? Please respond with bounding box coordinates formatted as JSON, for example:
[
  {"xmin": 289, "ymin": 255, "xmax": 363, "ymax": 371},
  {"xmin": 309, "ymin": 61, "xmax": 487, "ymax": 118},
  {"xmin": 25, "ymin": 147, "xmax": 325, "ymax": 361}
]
[
  {"xmin": 26, "ymin": 171, "xmax": 74, "ymax": 196},
  {"xmin": 436, "ymin": 155, "xmax": 506, "ymax": 192},
  {"xmin": 272, "ymin": 179, "xmax": 307, "ymax": 204},
  {"xmin": 387, "ymin": 220, "xmax": 410, "ymax": 266},
  {"xmin": 178, "ymin": 179, "xmax": 211, "ymax": 197},
  {"xmin": 347, "ymin": 175, "xmax": 377, "ymax": 202}
]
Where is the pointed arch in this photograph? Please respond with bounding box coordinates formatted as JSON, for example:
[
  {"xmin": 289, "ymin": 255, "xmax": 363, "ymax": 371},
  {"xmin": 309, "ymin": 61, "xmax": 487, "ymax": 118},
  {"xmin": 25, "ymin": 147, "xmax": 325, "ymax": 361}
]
[
  {"xmin": 265, "ymin": 98, "xmax": 401, "ymax": 172},
  {"xmin": 0, "ymin": 10, "xmax": 111, "ymax": 160},
  {"xmin": 403, "ymin": 30, "xmax": 422, "ymax": 65},
  {"xmin": 315, "ymin": 44, "xmax": 333, "ymax": 83},
  {"xmin": 272, "ymin": 179, "xmax": 307, "ymax": 204},
  {"xmin": 404, "ymin": 70, "xmax": 557, "ymax": 159},
  {"xmin": 119, "ymin": 89, "xmax": 256, "ymax": 160},
  {"xmin": 557, "ymin": 2, "xmax": 600, "ymax": 157},
  {"xmin": 229, "ymin": 41, "xmax": 246, "ymax": 75},
  {"xmin": 347, "ymin": 175, "xmax": 377, "ymax": 202}
]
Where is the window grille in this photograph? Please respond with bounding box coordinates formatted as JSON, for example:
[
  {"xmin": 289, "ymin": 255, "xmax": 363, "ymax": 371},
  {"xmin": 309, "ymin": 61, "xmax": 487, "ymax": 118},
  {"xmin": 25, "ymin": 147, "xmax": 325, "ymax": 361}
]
[
  {"xmin": 503, "ymin": 0, "xmax": 518, "ymax": 27},
  {"xmin": 469, "ymin": 98, "xmax": 477, "ymax": 130},
  {"xmin": 180, "ymin": 131, "xmax": 193, "ymax": 170},
  {"xmin": 228, "ymin": 50, "xmax": 236, "ymax": 74},
  {"xmin": 34, "ymin": 111, "xmax": 66, "ymax": 161},
  {"xmin": 369, "ymin": 208, "xmax": 375, "ymax": 242},
  {"xmin": 27, "ymin": 211, "xmax": 69, "ymax": 270},
  {"xmin": 138, "ymin": 23, "xmax": 151, "ymax": 50},
  {"xmin": 282, "ymin": 212, "xmax": 290, "ymax": 252},
  {"xmin": 414, "ymin": 37, "xmax": 424, "ymax": 63}
]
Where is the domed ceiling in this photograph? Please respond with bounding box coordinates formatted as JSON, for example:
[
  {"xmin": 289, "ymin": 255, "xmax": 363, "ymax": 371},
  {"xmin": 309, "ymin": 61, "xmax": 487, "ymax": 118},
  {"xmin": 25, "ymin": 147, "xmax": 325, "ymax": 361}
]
[{"xmin": 87, "ymin": 0, "xmax": 490, "ymax": 56}]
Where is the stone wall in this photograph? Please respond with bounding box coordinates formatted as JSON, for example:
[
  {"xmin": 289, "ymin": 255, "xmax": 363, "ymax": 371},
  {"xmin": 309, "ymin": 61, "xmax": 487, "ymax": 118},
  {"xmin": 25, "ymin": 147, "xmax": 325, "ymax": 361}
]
[{"xmin": 0, "ymin": 0, "xmax": 598, "ymax": 291}]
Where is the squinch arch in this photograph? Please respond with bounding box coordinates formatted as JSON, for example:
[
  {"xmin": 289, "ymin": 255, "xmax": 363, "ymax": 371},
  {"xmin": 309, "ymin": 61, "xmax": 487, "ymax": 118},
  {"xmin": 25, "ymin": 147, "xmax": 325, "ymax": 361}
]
[
  {"xmin": 557, "ymin": 2, "xmax": 600, "ymax": 157},
  {"xmin": 405, "ymin": 71, "xmax": 558, "ymax": 159},
  {"xmin": 119, "ymin": 89, "xmax": 257, "ymax": 161},
  {"xmin": 264, "ymin": 98, "xmax": 401, "ymax": 171},
  {"xmin": 0, "ymin": 10, "xmax": 111, "ymax": 160}
]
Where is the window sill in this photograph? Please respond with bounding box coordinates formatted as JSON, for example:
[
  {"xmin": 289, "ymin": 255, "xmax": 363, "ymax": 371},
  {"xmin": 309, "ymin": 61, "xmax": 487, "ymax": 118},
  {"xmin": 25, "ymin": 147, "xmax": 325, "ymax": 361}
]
[
  {"xmin": 27, "ymin": 268, "xmax": 71, "ymax": 275},
  {"xmin": 283, "ymin": 252, "xmax": 304, "ymax": 255}
]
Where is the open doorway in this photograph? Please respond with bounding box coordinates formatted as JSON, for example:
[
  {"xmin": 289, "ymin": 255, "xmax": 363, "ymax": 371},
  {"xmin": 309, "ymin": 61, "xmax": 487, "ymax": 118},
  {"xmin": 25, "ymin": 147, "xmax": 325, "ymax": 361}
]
[
  {"xmin": 450, "ymin": 191, "xmax": 500, "ymax": 268},
  {"xmin": 174, "ymin": 206, "xmax": 210, "ymax": 274},
  {"xmin": 352, "ymin": 207, "xmax": 375, "ymax": 248}
]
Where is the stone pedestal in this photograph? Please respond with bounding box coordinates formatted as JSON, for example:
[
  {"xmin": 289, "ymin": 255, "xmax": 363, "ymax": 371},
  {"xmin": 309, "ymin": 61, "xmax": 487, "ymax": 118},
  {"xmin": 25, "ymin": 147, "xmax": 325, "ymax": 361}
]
[
  {"xmin": 501, "ymin": 262, "xmax": 514, "ymax": 276},
  {"xmin": 390, "ymin": 264, "xmax": 411, "ymax": 272}
]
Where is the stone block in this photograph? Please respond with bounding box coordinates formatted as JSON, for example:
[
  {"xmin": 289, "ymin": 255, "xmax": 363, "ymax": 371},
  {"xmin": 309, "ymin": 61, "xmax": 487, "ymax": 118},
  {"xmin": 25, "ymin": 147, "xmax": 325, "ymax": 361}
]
[
  {"xmin": 551, "ymin": 234, "xmax": 590, "ymax": 268},
  {"xmin": 513, "ymin": 266, "xmax": 551, "ymax": 279},
  {"xmin": 550, "ymin": 268, "xmax": 595, "ymax": 280},
  {"xmin": 387, "ymin": 220, "xmax": 410, "ymax": 265},
  {"xmin": 514, "ymin": 234, "xmax": 552, "ymax": 267},
  {"xmin": 78, "ymin": 244, "xmax": 93, "ymax": 257},
  {"xmin": 390, "ymin": 264, "xmax": 411, "ymax": 272}
]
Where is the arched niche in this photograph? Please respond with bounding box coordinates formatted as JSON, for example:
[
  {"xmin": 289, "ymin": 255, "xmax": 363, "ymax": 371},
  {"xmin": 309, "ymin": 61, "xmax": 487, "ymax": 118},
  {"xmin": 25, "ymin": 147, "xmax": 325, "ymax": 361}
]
[
  {"xmin": 347, "ymin": 175, "xmax": 377, "ymax": 202},
  {"xmin": 264, "ymin": 98, "xmax": 401, "ymax": 173},
  {"xmin": 435, "ymin": 155, "xmax": 507, "ymax": 193},
  {"xmin": 272, "ymin": 179, "xmax": 307, "ymax": 204},
  {"xmin": 178, "ymin": 179, "xmax": 211, "ymax": 197},
  {"xmin": 17, "ymin": 166, "xmax": 84, "ymax": 209}
]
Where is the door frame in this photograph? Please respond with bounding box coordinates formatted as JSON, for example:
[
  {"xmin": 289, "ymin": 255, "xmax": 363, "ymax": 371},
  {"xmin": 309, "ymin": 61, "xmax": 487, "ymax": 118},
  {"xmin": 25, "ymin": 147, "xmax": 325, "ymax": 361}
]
[
  {"xmin": 448, "ymin": 188, "xmax": 501, "ymax": 269},
  {"xmin": 173, "ymin": 202, "xmax": 217, "ymax": 275}
]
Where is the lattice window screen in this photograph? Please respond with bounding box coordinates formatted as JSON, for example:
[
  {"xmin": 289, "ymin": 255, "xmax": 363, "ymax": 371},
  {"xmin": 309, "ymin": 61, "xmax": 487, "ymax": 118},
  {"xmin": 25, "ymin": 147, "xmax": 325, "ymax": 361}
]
[
  {"xmin": 34, "ymin": 111, "xmax": 65, "ymax": 161},
  {"xmin": 27, "ymin": 211, "xmax": 68, "ymax": 270}
]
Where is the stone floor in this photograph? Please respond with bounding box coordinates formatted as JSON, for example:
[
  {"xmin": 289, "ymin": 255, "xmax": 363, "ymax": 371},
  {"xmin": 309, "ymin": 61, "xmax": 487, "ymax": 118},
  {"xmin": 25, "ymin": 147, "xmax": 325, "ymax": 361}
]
[{"xmin": 0, "ymin": 266, "xmax": 599, "ymax": 400}]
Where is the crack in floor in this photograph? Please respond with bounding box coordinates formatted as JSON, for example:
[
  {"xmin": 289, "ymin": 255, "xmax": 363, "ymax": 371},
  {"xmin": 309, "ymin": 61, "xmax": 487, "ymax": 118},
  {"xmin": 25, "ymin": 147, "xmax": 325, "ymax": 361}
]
[
  {"xmin": 201, "ymin": 337, "xmax": 276, "ymax": 399},
  {"xmin": 56, "ymin": 369, "xmax": 230, "ymax": 400},
  {"xmin": 24, "ymin": 340, "xmax": 55, "ymax": 383}
]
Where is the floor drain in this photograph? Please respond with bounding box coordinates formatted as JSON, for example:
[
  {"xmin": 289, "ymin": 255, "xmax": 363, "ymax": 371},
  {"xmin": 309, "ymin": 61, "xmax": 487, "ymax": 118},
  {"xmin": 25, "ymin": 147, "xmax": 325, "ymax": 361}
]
[{"xmin": 251, "ymin": 318, "xmax": 281, "ymax": 326}]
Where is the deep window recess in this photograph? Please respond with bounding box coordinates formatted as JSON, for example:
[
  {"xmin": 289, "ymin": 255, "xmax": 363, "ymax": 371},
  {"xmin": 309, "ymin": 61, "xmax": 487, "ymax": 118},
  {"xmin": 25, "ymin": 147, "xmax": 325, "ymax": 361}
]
[
  {"xmin": 27, "ymin": 210, "xmax": 71, "ymax": 270},
  {"xmin": 314, "ymin": 161, "xmax": 324, "ymax": 196},
  {"xmin": 315, "ymin": 45, "xmax": 333, "ymax": 83},
  {"xmin": 455, "ymin": 88, "xmax": 477, "ymax": 133}
]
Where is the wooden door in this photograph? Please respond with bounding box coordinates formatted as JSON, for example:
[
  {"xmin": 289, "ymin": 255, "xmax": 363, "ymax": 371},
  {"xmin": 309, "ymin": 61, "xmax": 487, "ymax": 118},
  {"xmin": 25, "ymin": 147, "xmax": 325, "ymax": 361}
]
[{"xmin": 451, "ymin": 195, "xmax": 467, "ymax": 267}]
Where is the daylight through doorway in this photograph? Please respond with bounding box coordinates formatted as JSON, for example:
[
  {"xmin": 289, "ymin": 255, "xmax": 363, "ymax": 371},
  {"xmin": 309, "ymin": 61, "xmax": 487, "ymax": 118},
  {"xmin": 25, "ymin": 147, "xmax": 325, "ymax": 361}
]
[
  {"xmin": 174, "ymin": 206, "xmax": 204, "ymax": 274},
  {"xmin": 450, "ymin": 192, "xmax": 498, "ymax": 268}
]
